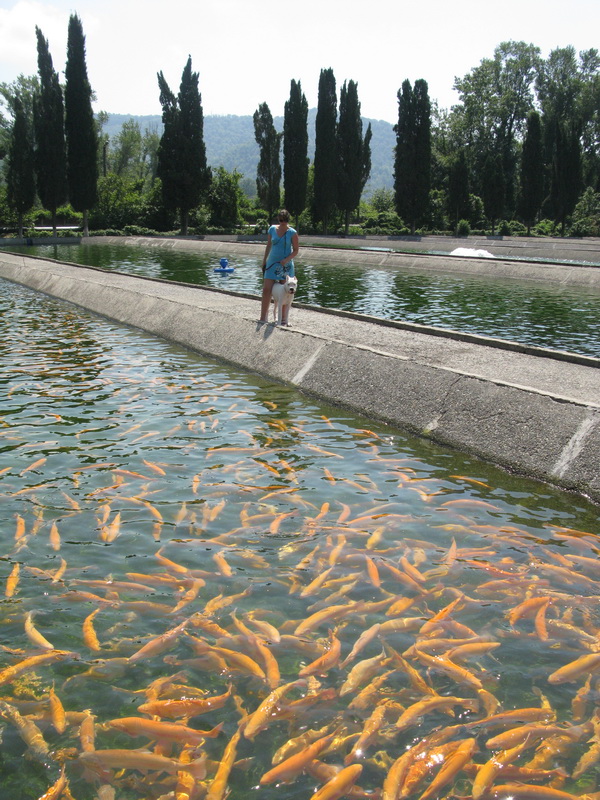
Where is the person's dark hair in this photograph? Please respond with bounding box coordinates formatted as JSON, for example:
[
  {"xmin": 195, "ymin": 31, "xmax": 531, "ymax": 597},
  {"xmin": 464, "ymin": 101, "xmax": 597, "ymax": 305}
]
[{"xmin": 277, "ymin": 209, "xmax": 290, "ymax": 222}]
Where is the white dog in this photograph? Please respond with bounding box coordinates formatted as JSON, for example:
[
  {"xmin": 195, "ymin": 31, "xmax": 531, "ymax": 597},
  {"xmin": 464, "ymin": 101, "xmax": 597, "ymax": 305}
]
[{"xmin": 271, "ymin": 274, "xmax": 298, "ymax": 326}]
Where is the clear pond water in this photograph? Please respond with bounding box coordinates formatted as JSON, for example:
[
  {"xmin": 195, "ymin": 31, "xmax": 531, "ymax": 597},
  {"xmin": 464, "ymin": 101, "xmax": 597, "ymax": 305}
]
[
  {"xmin": 5, "ymin": 241, "xmax": 600, "ymax": 358},
  {"xmin": 1, "ymin": 278, "xmax": 599, "ymax": 799}
]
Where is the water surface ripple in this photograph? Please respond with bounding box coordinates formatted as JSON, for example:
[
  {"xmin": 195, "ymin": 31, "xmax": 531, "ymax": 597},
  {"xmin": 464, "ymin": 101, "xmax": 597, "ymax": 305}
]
[{"xmin": 1, "ymin": 280, "xmax": 599, "ymax": 798}]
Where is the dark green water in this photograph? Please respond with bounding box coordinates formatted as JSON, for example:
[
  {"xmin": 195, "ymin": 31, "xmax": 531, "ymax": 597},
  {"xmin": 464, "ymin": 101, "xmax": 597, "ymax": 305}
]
[
  {"xmin": 1, "ymin": 279, "xmax": 599, "ymax": 799},
  {"xmin": 6, "ymin": 242, "xmax": 600, "ymax": 357}
]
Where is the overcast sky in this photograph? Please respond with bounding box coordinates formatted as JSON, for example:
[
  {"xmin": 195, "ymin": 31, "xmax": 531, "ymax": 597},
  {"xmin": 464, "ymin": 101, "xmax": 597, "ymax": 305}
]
[{"xmin": 1, "ymin": 0, "xmax": 599, "ymax": 124}]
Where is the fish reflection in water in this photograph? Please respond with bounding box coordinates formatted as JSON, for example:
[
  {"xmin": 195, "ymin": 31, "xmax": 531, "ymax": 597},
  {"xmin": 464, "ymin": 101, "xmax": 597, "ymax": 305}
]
[{"xmin": 0, "ymin": 286, "xmax": 600, "ymax": 800}]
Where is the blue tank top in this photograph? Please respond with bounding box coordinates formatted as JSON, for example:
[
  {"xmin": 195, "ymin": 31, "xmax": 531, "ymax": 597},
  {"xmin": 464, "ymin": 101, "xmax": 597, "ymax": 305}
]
[{"xmin": 267, "ymin": 225, "xmax": 296, "ymax": 269}]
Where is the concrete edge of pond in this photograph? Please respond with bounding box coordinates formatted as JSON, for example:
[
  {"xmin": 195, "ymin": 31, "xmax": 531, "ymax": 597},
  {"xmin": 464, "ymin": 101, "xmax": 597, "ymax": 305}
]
[
  {"xmin": 1, "ymin": 249, "xmax": 599, "ymax": 505},
  {"xmin": 84, "ymin": 235, "xmax": 600, "ymax": 287}
]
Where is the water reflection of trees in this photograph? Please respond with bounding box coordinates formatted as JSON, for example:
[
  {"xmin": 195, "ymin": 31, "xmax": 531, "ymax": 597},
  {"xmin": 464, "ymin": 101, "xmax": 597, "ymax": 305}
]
[
  {"xmin": 389, "ymin": 273, "xmax": 435, "ymax": 317},
  {"xmin": 8, "ymin": 244, "xmax": 600, "ymax": 356},
  {"xmin": 297, "ymin": 264, "xmax": 365, "ymax": 310}
]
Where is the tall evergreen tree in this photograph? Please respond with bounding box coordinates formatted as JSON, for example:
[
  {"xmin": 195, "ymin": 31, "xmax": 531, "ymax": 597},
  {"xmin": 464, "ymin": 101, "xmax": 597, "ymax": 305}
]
[
  {"xmin": 313, "ymin": 67, "xmax": 337, "ymax": 234},
  {"xmin": 518, "ymin": 110, "xmax": 544, "ymax": 234},
  {"xmin": 482, "ymin": 150, "xmax": 506, "ymax": 234},
  {"xmin": 336, "ymin": 80, "xmax": 372, "ymax": 235},
  {"xmin": 6, "ymin": 97, "xmax": 35, "ymax": 237},
  {"xmin": 394, "ymin": 79, "xmax": 431, "ymax": 234},
  {"xmin": 65, "ymin": 13, "xmax": 98, "ymax": 237},
  {"xmin": 283, "ymin": 79, "xmax": 309, "ymax": 225},
  {"xmin": 253, "ymin": 102, "xmax": 281, "ymax": 222},
  {"xmin": 33, "ymin": 27, "xmax": 68, "ymax": 236},
  {"xmin": 548, "ymin": 120, "xmax": 582, "ymax": 235},
  {"xmin": 157, "ymin": 57, "xmax": 210, "ymax": 235},
  {"xmin": 447, "ymin": 150, "xmax": 470, "ymax": 233}
]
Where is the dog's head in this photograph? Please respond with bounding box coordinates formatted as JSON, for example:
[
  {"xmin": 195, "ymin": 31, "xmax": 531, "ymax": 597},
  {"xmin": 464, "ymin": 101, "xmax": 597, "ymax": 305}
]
[{"xmin": 281, "ymin": 275, "xmax": 298, "ymax": 295}]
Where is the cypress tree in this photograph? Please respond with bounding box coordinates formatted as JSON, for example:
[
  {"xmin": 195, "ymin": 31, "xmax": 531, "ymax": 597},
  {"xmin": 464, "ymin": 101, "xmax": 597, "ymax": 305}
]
[
  {"xmin": 482, "ymin": 151, "xmax": 505, "ymax": 234},
  {"xmin": 157, "ymin": 57, "xmax": 210, "ymax": 235},
  {"xmin": 447, "ymin": 151, "xmax": 470, "ymax": 233},
  {"xmin": 550, "ymin": 120, "xmax": 582, "ymax": 236},
  {"xmin": 65, "ymin": 13, "xmax": 98, "ymax": 236},
  {"xmin": 313, "ymin": 67, "xmax": 337, "ymax": 234},
  {"xmin": 253, "ymin": 102, "xmax": 281, "ymax": 222},
  {"xmin": 6, "ymin": 98, "xmax": 35, "ymax": 237},
  {"xmin": 33, "ymin": 27, "xmax": 68, "ymax": 237},
  {"xmin": 283, "ymin": 79, "xmax": 308, "ymax": 225},
  {"xmin": 336, "ymin": 80, "xmax": 371, "ymax": 235},
  {"xmin": 394, "ymin": 79, "xmax": 431, "ymax": 234},
  {"xmin": 518, "ymin": 110, "xmax": 544, "ymax": 235}
]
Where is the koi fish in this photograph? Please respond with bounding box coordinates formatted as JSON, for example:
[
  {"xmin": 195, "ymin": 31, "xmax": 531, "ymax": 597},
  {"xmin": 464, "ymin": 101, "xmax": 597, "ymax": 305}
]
[
  {"xmin": 79, "ymin": 748, "xmax": 207, "ymax": 778},
  {"xmin": 106, "ymin": 716, "xmax": 218, "ymax": 744},
  {"xmin": 260, "ymin": 732, "xmax": 334, "ymax": 784},
  {"xmin": 25, "ymin": 611, "xmax": 55, "ymax": 650},
  {"xmin": 137, "ymin": 684, "xmax": 232, "ymax": 719},
  {"xmin": 419, "ymin": 737, "xmax": 477, "ymax": 800},
  {"xmin": 5, "ymin": 563, "xmax": 20, "ymax": 598},
  {"xmin": 310, "ymin": 763, "xmax": 363, "ymax": 800},
  {"xmin": 548, "ymin": 652, "xmax": 600, "ymax": 684},
  {"xmin": 299, "ymin": 629, "xmax": 341, "ymax": 677},
  {"xmin": 243, "ymin": 679, "xmax": 305, "ymax": 740},
  {"xmin": 0, "ymin": 650, "xmax": 76, "ymax": 687},
  {"xmin": 396, "ymin": 695, "xmax": 479, "ymax": 731},
  {"xmin": 206, "ymin": 723, "xmax": 244, "ymax": 800}
]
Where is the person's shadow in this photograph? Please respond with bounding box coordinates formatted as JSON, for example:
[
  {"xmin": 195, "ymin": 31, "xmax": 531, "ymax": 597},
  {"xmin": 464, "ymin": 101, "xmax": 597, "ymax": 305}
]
[{"xmin": 256, "ymin": 321, "xmax": 276, "ymax": 337}]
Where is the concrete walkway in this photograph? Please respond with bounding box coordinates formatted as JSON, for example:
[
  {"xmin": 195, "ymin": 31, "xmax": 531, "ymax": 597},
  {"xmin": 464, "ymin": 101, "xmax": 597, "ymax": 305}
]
[{"xmin": 1, "ymin": 248, "xmax": 598, "ymax": 503}]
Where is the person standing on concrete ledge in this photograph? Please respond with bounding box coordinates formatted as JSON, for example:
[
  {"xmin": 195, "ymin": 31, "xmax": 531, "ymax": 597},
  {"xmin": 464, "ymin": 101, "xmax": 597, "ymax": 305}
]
[{"xmin": 259, "ymin": 209, "xmax": 299, "ymax": 323}]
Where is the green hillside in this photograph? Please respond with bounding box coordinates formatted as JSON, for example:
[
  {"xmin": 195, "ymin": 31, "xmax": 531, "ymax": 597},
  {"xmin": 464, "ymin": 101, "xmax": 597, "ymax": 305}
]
[{"xmin": 102, "ymin": 110, "xmax": 395, "ymax": 197}]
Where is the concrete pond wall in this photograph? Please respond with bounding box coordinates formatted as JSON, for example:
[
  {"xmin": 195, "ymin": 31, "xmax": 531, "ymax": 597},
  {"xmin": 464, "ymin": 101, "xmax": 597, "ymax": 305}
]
[{"xmin": 0, "ymin": 240, "xmax": 599, "ymax": 504}]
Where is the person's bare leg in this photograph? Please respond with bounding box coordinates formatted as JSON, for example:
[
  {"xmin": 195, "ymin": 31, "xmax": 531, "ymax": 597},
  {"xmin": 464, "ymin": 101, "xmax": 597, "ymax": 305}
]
[{"xmin": 260, "ymin": 279, "xmax": 275, "ymax": 322}]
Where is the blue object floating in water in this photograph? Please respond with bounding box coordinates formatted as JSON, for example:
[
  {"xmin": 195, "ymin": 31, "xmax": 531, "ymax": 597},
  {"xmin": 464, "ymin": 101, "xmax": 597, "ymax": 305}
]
[{"xmin": 214, "ymin": 257, "xmax": 234, "ymax": 274}]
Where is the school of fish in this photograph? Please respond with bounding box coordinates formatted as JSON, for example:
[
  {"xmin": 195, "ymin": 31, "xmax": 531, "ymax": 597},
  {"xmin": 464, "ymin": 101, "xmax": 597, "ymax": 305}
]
[{"xmin": 1, "ymin": 281, "xmax": 600, "ymax": 800}]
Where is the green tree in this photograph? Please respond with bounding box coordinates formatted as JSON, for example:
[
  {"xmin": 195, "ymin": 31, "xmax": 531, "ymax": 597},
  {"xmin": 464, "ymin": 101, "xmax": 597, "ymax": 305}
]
[
  {"xmin": 548, "ymin": 119, "xmax": 582, "ymax": 235},
  {"xmin": 451, "ymin": 41, "xmax": 540, "ymax": 209},
  {"xmin": 253, "ymin": 102, "xmax": 281, "ymax": 222},
  {"xmin": 482, "ymin": 151, "xmax": 505, "ymax": 234},
  {"xmin": 157, "ymin": 56, "xmax": 210, "ymax": 235},
  {"xmin": 283, "ymin": 79, "xmax": 309, "ymax": 225},
  {"xmin": 0, "ymin": 75, "xmax": 39, "ymax": 129},
  {"xmin": 313, "ymin": 67, "xmax": 337, "ymax": 234},
  {"xmin": 536, "ymin": 46, "xmax": 599, "ymax": 209},
  {"xmin": 447, "ymin": 150, "xmax": 470, "ymax": 233},
  {"xmin": 518, "ymin": 110, "xmax": 544, "ymax": 234},
  {"xmin": 337, "ymin": 80, "xmax": 372, "ymax": 234},
  {"xmin": 111, "ymin": 119, "xmax": 142, "ymax": 177},
  {"xmin": 65, "ymin": 13, "xmax": 98, "ymax": 236},
  {"xmin": 394, "ymin": 78, "xmax": 431, "ymax": 233},
  {"xmin": 208, "ymin": 167, "xmax": 242, "ymax": 229},
  {"xmin": 33, "ymin": 27, "xmax": 68, "ymax": 236},
  {"xmin": 89, "ymin": 173, "xmax": 143, "ymax": 230},
  {"xmin": 6, "ymin": 97, "xmax": 35, "ymax": 236}
]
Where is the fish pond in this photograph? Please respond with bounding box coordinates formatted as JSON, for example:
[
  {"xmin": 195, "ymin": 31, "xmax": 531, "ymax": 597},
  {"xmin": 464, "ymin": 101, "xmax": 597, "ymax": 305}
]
[
  {"xmin": 5, "ymin": 241, "xmax": 600, "ymax": 358},
  {"xmin": 1, "ymin": 278, "xmax": 600, "ymax": 800}
]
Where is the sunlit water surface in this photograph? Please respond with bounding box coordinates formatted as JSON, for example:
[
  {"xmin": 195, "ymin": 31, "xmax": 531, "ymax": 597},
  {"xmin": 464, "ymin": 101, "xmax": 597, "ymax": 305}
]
[
  {"xmin": 5, "ymin": 241, "xmax": 600, "ymax": 357},
  {"xmin": 1, "ymin": 279, "xmax": 599, "ymax": 799}
]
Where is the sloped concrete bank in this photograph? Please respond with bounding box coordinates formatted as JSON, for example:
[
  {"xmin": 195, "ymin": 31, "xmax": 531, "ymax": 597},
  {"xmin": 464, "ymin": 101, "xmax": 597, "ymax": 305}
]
[
  {"xmin": 1, "ymin": 250, "xmax": 599, "ymax": 503},
  {"xmin": 89, "ymin": 235, "xmax": 600, "ymax": 288}
]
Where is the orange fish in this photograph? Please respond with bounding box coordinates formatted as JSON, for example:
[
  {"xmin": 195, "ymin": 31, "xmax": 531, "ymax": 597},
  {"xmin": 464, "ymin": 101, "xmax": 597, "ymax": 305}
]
[
  {"xmin": 311, "ymin": 763, "xmax": 363, "ymax": 800},
  {"xmin": 260, "ymin": 732, "xmax": 334, "ymax": 784}
]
